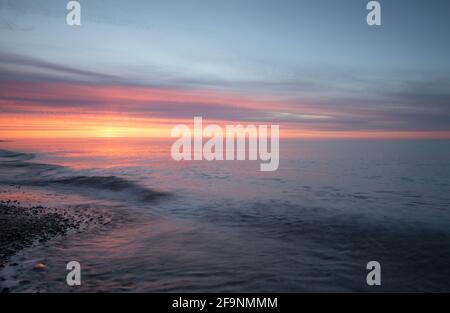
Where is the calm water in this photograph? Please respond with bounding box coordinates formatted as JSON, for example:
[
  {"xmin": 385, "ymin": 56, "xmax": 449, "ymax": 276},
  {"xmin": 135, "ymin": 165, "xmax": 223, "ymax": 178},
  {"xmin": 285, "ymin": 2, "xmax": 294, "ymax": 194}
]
[{"xmin": 1, "ymin": 139, "xmax": 450, "ymax": 292}]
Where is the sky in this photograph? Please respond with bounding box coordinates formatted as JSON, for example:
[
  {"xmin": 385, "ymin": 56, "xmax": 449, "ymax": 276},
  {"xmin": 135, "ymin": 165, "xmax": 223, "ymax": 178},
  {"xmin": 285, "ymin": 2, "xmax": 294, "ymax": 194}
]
[{"xmin": 0, "ymin": 0, "xmax": 450, "ymax": 139}]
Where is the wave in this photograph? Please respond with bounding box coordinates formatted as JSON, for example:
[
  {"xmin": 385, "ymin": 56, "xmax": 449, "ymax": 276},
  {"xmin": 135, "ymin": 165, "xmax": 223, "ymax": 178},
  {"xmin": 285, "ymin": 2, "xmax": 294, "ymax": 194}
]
[
  {"xmin": 0, "ymin": 149, "xmax": 168, "ymax": 203},
  {"xmin": 0, "ymin": 149, "xmax": 35, "ymax": 162},
  {"xmin": 35, "ymin": 175, "xmax": 167, "ymax": 201}
]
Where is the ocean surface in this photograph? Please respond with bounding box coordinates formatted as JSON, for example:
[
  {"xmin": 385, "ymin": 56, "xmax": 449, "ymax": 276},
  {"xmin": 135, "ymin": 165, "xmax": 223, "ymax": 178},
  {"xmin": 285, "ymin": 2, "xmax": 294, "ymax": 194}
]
[{"xmin": 1, "ymin": 138, "xmax": 450, "ymax": 292}]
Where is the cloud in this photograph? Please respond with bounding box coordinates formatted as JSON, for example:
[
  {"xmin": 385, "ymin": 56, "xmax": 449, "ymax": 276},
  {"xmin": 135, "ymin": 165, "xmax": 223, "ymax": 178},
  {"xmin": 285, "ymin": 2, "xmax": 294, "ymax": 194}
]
[
  {"xmin": 1, "ymin": 50, "xmax": 450, "ymax": 135},
  {"xmin": 0, "ymin": 51, "xmax": 120, "ymax": 83}
]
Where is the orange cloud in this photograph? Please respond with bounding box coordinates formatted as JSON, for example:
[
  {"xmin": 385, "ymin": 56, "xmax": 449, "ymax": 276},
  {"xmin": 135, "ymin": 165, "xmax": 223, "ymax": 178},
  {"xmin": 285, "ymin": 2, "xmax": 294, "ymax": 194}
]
[{"xmin": 1, "ymin": 80, "xmax": 450, "ymax": 140}]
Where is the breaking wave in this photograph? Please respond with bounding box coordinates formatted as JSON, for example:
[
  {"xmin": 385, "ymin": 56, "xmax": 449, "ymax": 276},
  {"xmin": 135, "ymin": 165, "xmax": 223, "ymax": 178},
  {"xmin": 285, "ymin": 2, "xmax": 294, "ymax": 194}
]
[{"xmin": 0, "ymin": 149, "xmax": 168, "ymax": 203}]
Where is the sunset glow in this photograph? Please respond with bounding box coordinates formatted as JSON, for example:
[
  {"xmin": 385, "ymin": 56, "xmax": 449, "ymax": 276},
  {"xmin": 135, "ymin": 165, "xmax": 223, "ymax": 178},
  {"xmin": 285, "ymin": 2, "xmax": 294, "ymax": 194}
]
[
  {"xmin": 1, "ymin": 0, "xmax": 450, "ymax": 295},
  {"xmin": 2, "ymin": 80, "xmax": 450, "ymax": 139}
]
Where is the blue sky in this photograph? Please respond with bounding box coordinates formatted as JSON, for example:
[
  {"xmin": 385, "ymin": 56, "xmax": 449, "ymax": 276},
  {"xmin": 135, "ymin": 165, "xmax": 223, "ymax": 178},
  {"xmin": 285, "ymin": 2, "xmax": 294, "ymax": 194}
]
[{"xmin": 1, "ymin": 0, "xmax": 450, "ymax": 137}]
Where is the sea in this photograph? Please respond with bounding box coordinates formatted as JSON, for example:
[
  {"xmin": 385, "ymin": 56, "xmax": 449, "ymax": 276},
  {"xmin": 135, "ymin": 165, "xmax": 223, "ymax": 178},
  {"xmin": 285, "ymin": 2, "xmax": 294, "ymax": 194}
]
[{"xmin": 1, "ymin": 138, "xmax": 450, "ymax": 292}]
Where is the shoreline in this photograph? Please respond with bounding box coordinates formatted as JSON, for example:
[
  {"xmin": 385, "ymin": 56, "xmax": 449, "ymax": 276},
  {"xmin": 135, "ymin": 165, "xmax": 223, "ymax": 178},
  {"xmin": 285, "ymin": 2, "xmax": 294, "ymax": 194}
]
[{"xmin": 0, "ymin": 201, "xmax": 83, "ymax": 269}]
